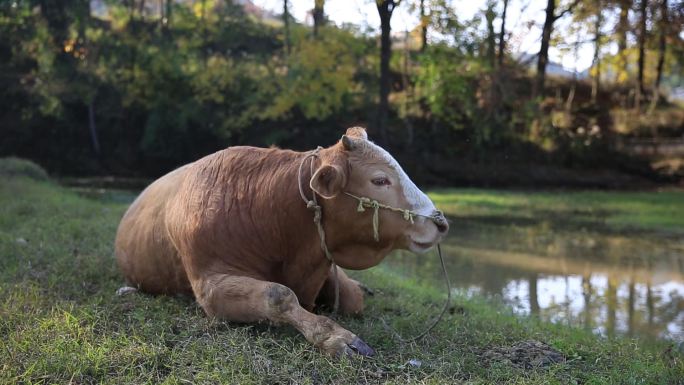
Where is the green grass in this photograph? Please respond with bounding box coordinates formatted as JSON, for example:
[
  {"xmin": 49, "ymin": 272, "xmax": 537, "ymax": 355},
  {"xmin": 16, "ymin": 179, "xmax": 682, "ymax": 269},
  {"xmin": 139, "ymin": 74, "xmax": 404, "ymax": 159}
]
[
  {"xmin": 430, "ymin": 188, "xmax": 684, "ymax": 233},
  {"xmin": 1, "ymin": 174, "xmax": 682, "ymax": 384}
]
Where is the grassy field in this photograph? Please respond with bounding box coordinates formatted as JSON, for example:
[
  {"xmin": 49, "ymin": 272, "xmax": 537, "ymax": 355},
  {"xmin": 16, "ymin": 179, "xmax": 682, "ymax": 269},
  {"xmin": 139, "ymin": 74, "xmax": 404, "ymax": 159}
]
[
  {"xmin": 430, "ymin": 188, "xmax": 684, "ymax": 232},
  {"xmin": 1, "ymin": 169, "xmax": 683, "ymax": 384}
]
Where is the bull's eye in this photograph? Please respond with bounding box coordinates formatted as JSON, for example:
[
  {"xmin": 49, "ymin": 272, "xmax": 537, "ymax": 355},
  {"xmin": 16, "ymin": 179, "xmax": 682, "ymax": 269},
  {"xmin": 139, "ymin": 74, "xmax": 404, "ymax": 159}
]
[{"xmin": 371, "ymin": 177, "xmax": 391, "ymax": 186}]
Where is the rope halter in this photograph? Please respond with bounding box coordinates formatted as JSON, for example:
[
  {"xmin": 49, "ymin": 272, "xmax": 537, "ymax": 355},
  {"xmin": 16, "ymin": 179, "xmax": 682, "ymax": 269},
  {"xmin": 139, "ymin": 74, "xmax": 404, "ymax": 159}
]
[
  {"xmin": 344, "ymin": 192, "xmax": 416, "ymax": 242},
  {"xmin": 297, "ymin": 147, "xmax": 334, "ymax": 263},
  {"xmin": 297, "ymin": 147, "xmax": 341, "ymax": 314}
]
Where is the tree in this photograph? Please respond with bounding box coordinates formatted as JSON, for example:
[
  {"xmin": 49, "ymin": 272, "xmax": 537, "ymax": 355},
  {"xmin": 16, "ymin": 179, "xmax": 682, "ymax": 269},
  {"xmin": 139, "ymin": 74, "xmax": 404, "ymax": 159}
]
[
  {"xmin": 564, "ymin": 29, "xmax": 582, "ymax": 112},
  {"xmin": 420, "ymin": 0, "xmax": 428, "ymax": 52},
  {"xmin": 534, "ymin": 0, "xmax": 581, "ymax": 97},
  {"xmin": 165, "ymin": 0, "xmax": 172, "ymax": 29},
  {"xmin": 283, "ymin": 0, "xmax": 291, "ymax": 54},
  {"xmin": 485, "ymin": 1, "xmax": 497, "ymax": 68},
  {"xmin": 313, "ymin": 0, "xmax": 325, "ymax": 37},
  {"xmin": 636, "ymin": 0, "xmax": 647, "ymax": 108},
  {"xmin": 615, "ymin": 0, "xmax": 631, "ymax": 79},
  {"xmin": 498, "ymin": 0, "xmax": 509, "ymax": 67},
  {"xmin": 591, "ymin": 0, "xmax": 603, "ymax": 104},
  {"xmin": 653, "ymin": 0, "xmax": 669, "ymax": 96},
  {"xmin": 376, "ymin": 0, "xmax": 401, "ymax": 146}
]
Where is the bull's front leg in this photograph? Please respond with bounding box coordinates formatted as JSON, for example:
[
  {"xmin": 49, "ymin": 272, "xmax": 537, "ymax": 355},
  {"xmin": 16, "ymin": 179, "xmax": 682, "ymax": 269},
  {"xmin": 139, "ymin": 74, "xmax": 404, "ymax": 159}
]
[{"xmin": 192, "ymin": 273, "xmax": 375, "ymax": 357}]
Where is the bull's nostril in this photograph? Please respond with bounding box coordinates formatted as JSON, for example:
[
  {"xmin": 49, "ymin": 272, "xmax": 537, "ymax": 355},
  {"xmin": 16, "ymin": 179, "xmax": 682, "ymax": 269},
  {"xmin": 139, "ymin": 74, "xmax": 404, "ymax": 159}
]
[{"xmin": 431, "ymin": 211, "xmax": 449, "ymax": 233}]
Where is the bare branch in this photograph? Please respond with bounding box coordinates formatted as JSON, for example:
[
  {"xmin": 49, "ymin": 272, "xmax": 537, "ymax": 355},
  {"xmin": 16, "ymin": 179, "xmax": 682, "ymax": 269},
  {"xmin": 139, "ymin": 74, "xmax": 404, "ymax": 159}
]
[{"xmin": 554, "ymin": 0, "xmax": 581, "ymax": 21}]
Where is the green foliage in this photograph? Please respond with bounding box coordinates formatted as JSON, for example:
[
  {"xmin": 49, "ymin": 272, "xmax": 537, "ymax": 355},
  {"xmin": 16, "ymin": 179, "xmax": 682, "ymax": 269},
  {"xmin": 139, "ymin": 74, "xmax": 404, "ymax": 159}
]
[
  {"xmin": 0, "ymin": 0, "xmax": 681, "ymax": 181},
  {"xmin": 416, "ymin": 45, "xmax": 476, "ymax": 130},
  {"xmin": 414, "ymin": 44, "xmax": 524, "ymax": 148},
  {"xmin": 265, "ymin": 28, "xmax": 370, "ymax": 121},
  {"xmin": 1, "ymin": 1, "xmax": 368, "ymax": 175}
]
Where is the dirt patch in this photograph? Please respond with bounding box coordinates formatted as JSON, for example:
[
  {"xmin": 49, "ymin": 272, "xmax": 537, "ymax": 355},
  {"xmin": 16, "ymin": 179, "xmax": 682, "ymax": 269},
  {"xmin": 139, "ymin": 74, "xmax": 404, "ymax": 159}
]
[{"xmin": 483, "ymin": 340, "xmax": 566, "ymax": 369}]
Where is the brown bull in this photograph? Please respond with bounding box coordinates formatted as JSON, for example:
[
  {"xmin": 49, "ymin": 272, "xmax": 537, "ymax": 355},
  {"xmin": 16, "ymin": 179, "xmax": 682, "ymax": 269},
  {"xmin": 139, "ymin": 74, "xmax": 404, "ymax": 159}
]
[{"xmin": 115, "ymin": 127, "xmax": 448, "ymax": 356}]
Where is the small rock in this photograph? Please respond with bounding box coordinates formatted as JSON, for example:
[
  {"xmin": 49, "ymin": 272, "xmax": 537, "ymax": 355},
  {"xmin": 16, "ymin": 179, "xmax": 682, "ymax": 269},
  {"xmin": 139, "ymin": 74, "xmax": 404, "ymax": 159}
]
[
  {"xmin": 16, "ymin": 238, "xmax": 28, "ymax": 245},
  {"xmin": 408, "ymin": 359, "xmax": 422, "ymax": 368},
  {"xmin": 116, "ymin": 286, "xmax": 138, "ymax": 296}
]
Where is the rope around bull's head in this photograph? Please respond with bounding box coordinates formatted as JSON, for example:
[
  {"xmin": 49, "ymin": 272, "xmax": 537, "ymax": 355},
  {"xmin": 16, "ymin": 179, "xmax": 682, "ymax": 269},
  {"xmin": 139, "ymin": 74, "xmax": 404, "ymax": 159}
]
[
  {"xmin": 297, "ymin": 147, "xmax": 440, "ymax": 253},
  {"xmin": 343, "ymin": 192, "xmax": 449, "ymax": 243}
]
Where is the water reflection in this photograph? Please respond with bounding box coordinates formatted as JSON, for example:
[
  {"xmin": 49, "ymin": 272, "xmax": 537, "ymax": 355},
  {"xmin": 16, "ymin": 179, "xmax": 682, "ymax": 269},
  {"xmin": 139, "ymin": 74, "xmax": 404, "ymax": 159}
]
[{"xmin": 385, "ymin": 217, "xmax": 684, "ymax": 342}]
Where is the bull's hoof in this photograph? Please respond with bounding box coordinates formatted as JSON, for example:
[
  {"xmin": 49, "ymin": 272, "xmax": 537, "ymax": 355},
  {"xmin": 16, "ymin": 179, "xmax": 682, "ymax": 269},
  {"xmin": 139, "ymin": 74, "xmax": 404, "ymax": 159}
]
[
  {"xmin": 315, "ymin": 318, "xmax": 374, "ymax": 357},
  {"xmin": 345, "ymin": 336, "xmax": 375, "ymax": 357}
]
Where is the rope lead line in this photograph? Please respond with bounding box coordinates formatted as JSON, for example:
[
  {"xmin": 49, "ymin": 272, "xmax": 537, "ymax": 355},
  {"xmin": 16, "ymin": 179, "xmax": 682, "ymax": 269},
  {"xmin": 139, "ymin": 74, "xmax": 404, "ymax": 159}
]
[
  {"xmin": 297, "ymin": 147, "xmax": 340, "ymax": 314},
  {"xmin": 394, "ymin": 243, "xmax": 451, "ymax": 343}
]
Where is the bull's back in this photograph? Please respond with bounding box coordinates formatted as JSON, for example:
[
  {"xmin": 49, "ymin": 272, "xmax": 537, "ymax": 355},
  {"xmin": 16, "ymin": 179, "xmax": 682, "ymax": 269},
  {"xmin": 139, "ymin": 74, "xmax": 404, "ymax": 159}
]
[{"xmin": 115, "ymin": 165, "xmax": 193, "ymax": 294}]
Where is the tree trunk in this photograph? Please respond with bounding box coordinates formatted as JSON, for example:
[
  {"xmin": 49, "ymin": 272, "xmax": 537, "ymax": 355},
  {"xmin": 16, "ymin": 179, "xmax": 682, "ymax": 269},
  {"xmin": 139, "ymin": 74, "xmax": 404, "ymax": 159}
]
[
  {"xmin": 591, "ymin": 0, "xmax": 602, "ymax": 104},
  {"xmin": 485, "ymin": 2, "xmax": 497, "ymax": 68},
  {"xmin": 420, "ymin": 0, "xmax": 427, "ymax": 52},
  {"xmin": 566, "ymin": 30, "xmax": 580, "ymax": 112},
  {"xmin": 616, "ymin": 0, "xmax": 630, "ymax": 81},
  {"xmin": 654, "ymin": 0, "xmax": 668, "ymax": 93},
  {"xmin": 201, "ymin": 0, "xmax": 207, "ymax": 64},
  {"xmin": 283, "ymin": 0, "xmax": 291, "ymax": 54},
  {"xmin": 402, "ymin": 31, "xmax": 414, "ymax": 145},
  {"xmin": 376, "ymin": 0, "xmax": 398, "ymax": 146},
  {"xmin": 39, "ymin": 0, "xmax": 70, "ymax": 55},
  {"xmin": 535, "ymin": 0, "xmax": 556, "ymax": 98},
  {"xmin": 166, "ymin": 0, "xmax": 172, "ymax": 28},
  {"xmin": 498, "ymin": 0, "xmax": 508, "ymax": 67},
  {"xmin": 138, "ymin": 0, "xmax": 146, "ymax": 18},
  {"xmin": 88, "ymin": 101, "xmax": 101, "ymax": 156},
  {"xmin": 159, "ymin": 0, "xmax": 164, "ymax": 30},
  {"xmin": 617, "ymin": 0, "xmax": 630, "ymax": 52},
  {"xmin": 636, "ymin": 0, "xmax": 647, "ymax": 109},
  {"xmin": 313, "ymin": 0, "xmax": 325, "ymax": 37}
]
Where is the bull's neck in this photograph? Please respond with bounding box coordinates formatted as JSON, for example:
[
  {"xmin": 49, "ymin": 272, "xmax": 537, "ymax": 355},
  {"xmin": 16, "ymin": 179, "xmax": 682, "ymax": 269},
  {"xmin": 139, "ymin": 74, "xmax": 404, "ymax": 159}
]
[{"xmin": 262, "ymin": 148, "xmax": 328, "ymax": 258}]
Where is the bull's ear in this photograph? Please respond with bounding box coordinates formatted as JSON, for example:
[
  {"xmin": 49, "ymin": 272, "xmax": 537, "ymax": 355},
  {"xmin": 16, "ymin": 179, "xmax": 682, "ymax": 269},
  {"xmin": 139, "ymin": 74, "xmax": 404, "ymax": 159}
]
[{"xmin": 310, "ymin": 164, "xmax": 346, "ymax": 199}]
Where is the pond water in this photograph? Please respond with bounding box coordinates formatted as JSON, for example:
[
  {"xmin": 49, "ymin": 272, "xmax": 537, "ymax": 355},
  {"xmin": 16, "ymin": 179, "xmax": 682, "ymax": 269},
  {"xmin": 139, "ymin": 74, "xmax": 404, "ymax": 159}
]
[{"xmin": 385, "ymin": 214, "xmax": 684, "ymax": 343}]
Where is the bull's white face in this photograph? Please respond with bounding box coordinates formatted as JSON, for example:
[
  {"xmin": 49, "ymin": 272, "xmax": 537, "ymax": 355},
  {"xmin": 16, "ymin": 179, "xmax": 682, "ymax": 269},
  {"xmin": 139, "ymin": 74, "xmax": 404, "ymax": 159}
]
[{"xmin": 339, "ymin": 128, "xmax": 449, "ymax": 253}]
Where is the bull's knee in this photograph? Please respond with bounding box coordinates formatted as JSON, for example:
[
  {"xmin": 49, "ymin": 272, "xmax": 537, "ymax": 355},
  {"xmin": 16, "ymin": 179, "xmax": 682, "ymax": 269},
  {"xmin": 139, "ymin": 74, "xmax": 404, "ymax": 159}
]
[
  {"xmin": 266, "ymin": 283, "xmax": 298, "ymax": 319},
  {"xmin": 340, "ymin": 282, "xmax": 365, "ymax": 315}
]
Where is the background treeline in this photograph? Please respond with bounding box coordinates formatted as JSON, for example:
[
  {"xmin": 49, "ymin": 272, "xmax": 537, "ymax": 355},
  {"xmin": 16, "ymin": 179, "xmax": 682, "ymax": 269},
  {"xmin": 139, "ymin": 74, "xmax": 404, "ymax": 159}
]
[{"xmin": 1, "ymin": 0, "xmax": 683, "ymax": 187}]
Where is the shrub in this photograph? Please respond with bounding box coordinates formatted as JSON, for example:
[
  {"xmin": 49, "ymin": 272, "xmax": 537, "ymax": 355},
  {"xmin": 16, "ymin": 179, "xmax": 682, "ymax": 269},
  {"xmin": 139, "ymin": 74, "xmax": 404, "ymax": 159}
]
[{"xmin": 0, "ymin": 157, "xmax": 49, "ymax": 181}]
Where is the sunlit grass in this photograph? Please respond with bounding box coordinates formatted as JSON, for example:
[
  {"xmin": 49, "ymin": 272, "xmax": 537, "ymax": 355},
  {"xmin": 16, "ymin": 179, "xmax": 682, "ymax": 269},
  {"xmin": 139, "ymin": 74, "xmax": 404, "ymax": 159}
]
[
  {"xmin": 1, "ymin": 174, "xmax": 682, "ymax": 384},
  {"xmin": 430, "ymin": 188, "xmax": 684, "ymax": 232}
]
